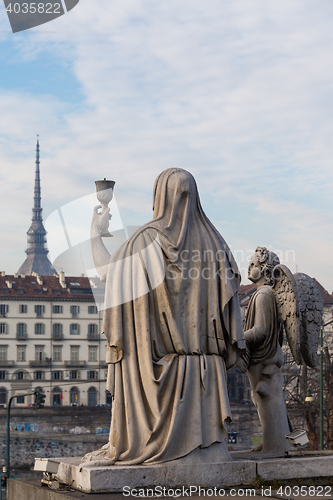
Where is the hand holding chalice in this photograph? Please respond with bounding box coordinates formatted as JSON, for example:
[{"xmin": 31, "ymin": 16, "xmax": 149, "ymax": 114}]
[{"xmin": 95, "ymin": 179, "xmax": 115, "ymax": 237}]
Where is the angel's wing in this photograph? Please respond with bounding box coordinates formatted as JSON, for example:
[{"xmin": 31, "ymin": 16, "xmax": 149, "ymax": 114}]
[
  {"xmin": 272, "ymin": 264, "xmax": 301, "ymax": 364},
  {"xmin": 294, "ymin": 273, "xmax": 323, "ymax": 368}
]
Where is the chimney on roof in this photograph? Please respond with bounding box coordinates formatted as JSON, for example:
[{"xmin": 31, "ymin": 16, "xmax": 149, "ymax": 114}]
[
  {"xmin": 5, "ymin": 281, "xmax": 12, "ymax": 289},
  {"xmin": 21, "ymin": 273, "xmax": 26, "ymax": 278},
  {"xmin": 59, "ymin": 271, "xmax": 66, "ymax": 289},
  {"xmin": 14, "ymin": 273, "xmax": 18, "ymax": 278},
  {"xmin": 1, "ymin": 272, "xmax": 5, "ymax": 277},
  {"xmin": 36, "ymin": 275, "xmax": 43, "ymax": 285}
]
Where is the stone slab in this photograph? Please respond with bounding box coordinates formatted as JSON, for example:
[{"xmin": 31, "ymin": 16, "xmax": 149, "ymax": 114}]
[
  {"xmin": 257, "ymin": 455, "xmax": 333, "ymax": 480},
  {"xmin": 7, "ymin": 477, "xmax": 124, "ymax": 500},
  {"xmin": 6, "ymin": 478, "xmax": 275, "ymax": 500},
  {"xmin": 54, "ymin": 457, "xmax": 257, "ymax": 493},
  {"xmin": 51, "ymin": 454, "xmax": 333, "ymax": 494}
]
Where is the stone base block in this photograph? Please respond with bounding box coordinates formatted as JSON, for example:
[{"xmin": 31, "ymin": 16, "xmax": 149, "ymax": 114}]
[
  {"xmin": 257, "ymin": 455, "xmax": 333, "ymax": 480},
  {"xmin": 54, "ymin": 457, "xmax": 256, "ymax": 493}
]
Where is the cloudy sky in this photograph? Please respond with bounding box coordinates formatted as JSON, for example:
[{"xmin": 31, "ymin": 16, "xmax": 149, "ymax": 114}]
[{"xmin": 0, "ymin": 0, "xmax": 332, "ymax": 291}]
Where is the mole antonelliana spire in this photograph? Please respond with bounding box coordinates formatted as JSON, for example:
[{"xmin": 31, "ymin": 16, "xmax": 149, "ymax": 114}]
[{"xmin": 17, "ymin": 137, "xmax": 57, "ymax": 276}]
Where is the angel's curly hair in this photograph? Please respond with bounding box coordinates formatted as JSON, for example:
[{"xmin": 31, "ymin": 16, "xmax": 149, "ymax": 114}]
[{"xmin": 254, "ymin": 246, "xmax": 280, "ymax": 286}]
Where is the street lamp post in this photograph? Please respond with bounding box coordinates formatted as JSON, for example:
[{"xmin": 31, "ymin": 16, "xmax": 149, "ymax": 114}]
[{"xmin": 319, "ymin": 315, "xmax": 333, "ymax": 450}]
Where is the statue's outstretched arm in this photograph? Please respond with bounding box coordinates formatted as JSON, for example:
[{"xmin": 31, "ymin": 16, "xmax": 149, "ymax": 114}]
[{"xmin": 91, "ymin": 205, "xmax": 111, "ymax": 282}]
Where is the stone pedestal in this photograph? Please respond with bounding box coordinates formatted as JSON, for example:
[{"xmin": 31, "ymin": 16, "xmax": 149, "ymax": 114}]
[
  {"xmin": 25, "ymin": 453, "xmax": 333, "ymax": 496},
  {"xmin": 53, "ymin": 457, "xmax": 256, "ymax": 493}
]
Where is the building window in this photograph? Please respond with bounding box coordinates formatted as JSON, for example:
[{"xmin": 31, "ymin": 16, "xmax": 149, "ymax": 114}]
[
  {"xmin": 52, "ymin": 387, "xmax": 62, "ymax": 407},
  {"xmin": 70, "ymin": 323, "xmax": 80, "ymax": 335},
  {"xmin": 17, "ymin": 395, "xmax": 25, "ymax": 404},
  {"xmin": 53, "ymin": 346, "xmax": 62, "ymax": 362},
  {"xmin": 17, "ymin": 346, "xmax": 26, "ymax": 362},
  {"xmin": 106, "ymin": 390, "xmax": 112, "ymax": 405},
  {"xmin": 19, "ymin": 305, "xmax": 27, "ymax": 313},
  {"xmin": 70, "ymin": 370, "xmax": 79, "ymax": 380},
  {"xmin": 88, "ymin": 346, "xmax": 97, "ymax": 362},
  {"xmin": 88, "ymin": 387, "xmax": 97, "ymax": 406},
  {"xmin": 35, "ymin": 323, "xmax": 45, "ymax": 335},
  {"xmin": 70, "ymin": 387, "xmax": 79, "ymax": 405},
  {"xmin": 70, "ymin": 305, "xmax": 80, "ymax": 318},
  {"xmin": 16, "ymin": 371, "xmax": 26, "ymax": 380},
  {"xmin": 17, "ymin": 323, "xmax": 27, "ymax": 339},
  {"xmin": 88, "ymin": 324, "xmax": 98, "ymax": 340},
  {"xmin": 88, "ymin": 370, "xmax": 97, "ymax": 380},
  {"xmin": 88, "ymin": 324, "xmax": 97, "ymax": 334},
  {"xmin": 88, "ymin": 306, "xmax": 98, "ymax": 314},
  {"xmin": 52, "ymin": 371, "xmax": 63, "ymax": 380},
  {"xmin": 35, "ymin": 346, "xmax": 45, "ymax": 362},
  {"xmin": 35, "ymin": 371, "xmax": 43, "ymax": 380},
  {"xmin": 0, "ymin": 371, "xmax": 7, "ymax": 380},
  {"xmin": 35, "ymin": 305, "xmax": 45, "ymax": 317},
  {"xmin": 53, "ymin": 305, "xmax": 63, "ymax": 314},
  {"xmin": 0, "ymin": 305, "xmax": 8, "ymax": 318},
  {"xmin": 0, "ymin": 323, "xmax": 7, "ymax": 334},
  {"xmin": 0, "ymin": 347, "xmax": 7, "ymax": 361},
  {"xmin": 0, "ymin": 388, "xmax": 7, "ymax": 405},
  {"xmin": 53, "ymin": 323, "xmax": 63, "ymax": 339},
  {"xmin": 70, "ymin": 346, "xmax": 79, "ymax": 361}
]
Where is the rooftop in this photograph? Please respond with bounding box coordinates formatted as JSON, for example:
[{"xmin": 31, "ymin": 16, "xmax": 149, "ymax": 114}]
[{"xmin": 0, "ymin": 273, "xmax": 105, "ymax": 302}]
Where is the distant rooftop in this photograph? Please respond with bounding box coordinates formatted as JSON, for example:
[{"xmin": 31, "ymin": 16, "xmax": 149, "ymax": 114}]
[{"xmin": 0, "ymin": 273, "xmax": 105, "ymax": 302}]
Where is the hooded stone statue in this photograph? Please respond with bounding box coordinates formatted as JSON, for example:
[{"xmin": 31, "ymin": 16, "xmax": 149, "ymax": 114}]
[{"xmin": 87, "ymin": 168, "xmax": 245, "ymax": 465}]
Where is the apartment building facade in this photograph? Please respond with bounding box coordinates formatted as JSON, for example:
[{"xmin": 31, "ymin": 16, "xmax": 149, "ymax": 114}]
[{"xmin": 0, "ymin": 272, "xmax": 108, "ymax": 407}]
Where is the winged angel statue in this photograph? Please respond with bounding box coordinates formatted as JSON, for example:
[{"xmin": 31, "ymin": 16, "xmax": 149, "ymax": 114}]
[{"xmin": 237, "ymin": 246, "xmax": 323, "ymax": 455}]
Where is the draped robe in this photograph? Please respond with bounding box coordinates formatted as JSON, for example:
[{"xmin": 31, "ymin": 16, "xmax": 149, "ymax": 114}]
[{"xmin": 99, "ymin": 168, "xmax": 245, "ymax": 464}]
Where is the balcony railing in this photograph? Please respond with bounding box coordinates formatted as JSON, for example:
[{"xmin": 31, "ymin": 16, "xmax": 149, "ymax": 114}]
[
  {"xmin": 29, "ymin": 359, "xmax": 51, "ymax": 368},
  {"xmin": 64, "ymin": 360, "xmax": 86, "ymax": 368},
  {"xmin": 0, "ymin": 360, "xmax": 14, "ymax": 367},
  {"xmin": 87, "ymin": 332, "xmax": 100, "ymax": 341},
  {"xmin": 99, "ymin": 361, "xmax": 107, "ymax": 369},
  {"xmin": 52, "ymin": 333, "xmax": 64, "ymax": 341},
  {"xmin": 16, "ymin": 332, "xmax": 28, "ymax": 340}
]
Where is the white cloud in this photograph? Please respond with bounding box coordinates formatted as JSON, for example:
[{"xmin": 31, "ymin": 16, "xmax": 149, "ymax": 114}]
[{"xmin": 0, "ymin": 0, "xmax": 332, "ymax": 291}]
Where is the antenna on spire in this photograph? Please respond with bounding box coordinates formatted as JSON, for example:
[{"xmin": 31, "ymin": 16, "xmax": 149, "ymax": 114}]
[{"xmin": 34, "ymin": 136, "xmax": 41, "ymax": 218}]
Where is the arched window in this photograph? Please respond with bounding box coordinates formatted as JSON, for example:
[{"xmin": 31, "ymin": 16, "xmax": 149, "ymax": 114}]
[
  {"xmin": 70, "ymin": 387, "xmax": 79, "ymax": 406},
  {"xmin": 52, "ymin": 386, "xmax": 63, "ymax": 407},
  {"xmin": 0, "ymin": 387, "xmax": 7, "ymax": 405},
  {"xmin": 88, "ymin": 387, "xmax": 97, "ymax": 406}
]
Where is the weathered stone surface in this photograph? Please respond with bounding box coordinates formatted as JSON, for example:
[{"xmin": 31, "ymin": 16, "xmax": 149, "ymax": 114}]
[
  {"xmin": 8, "ymin": 477, "xmax": 122, "ymax": 500},
  {"xmin": 257, "ymin": 455, "xmax": 333, "ymax": 480},
  {"xmin": 54, "ymin": 457, "xmax": 256, "ymax": 493},
  {"xmin": 238, "ymin": 247, "xmax": 323, "ymax": 455},
  {"xmin": 89, "ymin": 168, "xmax": 245, "ymax": 466}
]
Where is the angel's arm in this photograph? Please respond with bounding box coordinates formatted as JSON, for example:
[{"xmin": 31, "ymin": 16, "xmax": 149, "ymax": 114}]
[{"xmin": 244, "ymin": 292, "xmax": 272, "ymax": 346}]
